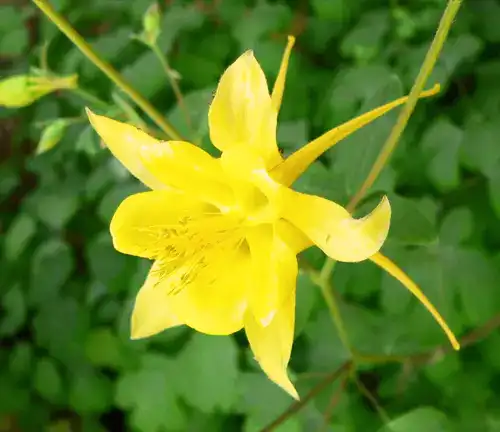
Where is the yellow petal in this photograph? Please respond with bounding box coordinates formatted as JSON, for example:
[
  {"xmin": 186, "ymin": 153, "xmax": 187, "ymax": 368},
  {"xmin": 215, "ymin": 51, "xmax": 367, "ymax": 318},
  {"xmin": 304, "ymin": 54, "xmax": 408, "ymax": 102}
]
[
  {"xmin": 276, "ymin": 219, "xmax": 312, "ymax": 254},
  {"xmin": 271, "ymin": 35, "xmax": 295, "ymax": 113},
  {"xmin": 131, "ymin": 261, "xmax": 183, "ymax": 339},
  {"xmin": 282, "ymin": 190, "xmax": 391, "ymax": 262},
  {"xmin": 370, "ymin": 252, "xmax": 460, "ymax": 350},
  {"xmin": 271, "ymin": 84, "xmax": 441, "ymax": 186},
  {"xmin": 139, "ymin": 140, "xmax": 234, "ymax": 207},
  {"xmin": 110, "ymin": 190, "xmax": 215, "ymax": 259},
  {"xmin": 246, "ymin": 225, "xmax": 298, "ymax": 326},
  {"xmin": 208, "ymin": 51, "xmax": 282, "ymax": 168},
  {"xmin": 86, "ymin": 108, "xmax": 166, "ymax": 190},
  {"xmin": 169, "ymin": 244, "xmax": 250, "ymax": 335},
  {"xmin": 245, "ymin": 288, "xmax": 298, "ymax": 399}
]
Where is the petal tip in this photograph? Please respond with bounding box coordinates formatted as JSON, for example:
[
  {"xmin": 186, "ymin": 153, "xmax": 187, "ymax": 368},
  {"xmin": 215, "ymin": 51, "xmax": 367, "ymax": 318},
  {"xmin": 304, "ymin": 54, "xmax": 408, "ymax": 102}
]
[{"xmin": 287, "ymin": 35, "xmax": 296, "ymax": 46}]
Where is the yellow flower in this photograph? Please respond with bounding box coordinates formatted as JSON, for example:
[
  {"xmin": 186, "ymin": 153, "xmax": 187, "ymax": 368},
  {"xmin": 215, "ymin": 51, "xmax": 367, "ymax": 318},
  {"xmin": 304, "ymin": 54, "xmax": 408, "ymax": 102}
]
[{"xmin": 86, "ymin": 36, "xmax": 451, "ymax": 399}]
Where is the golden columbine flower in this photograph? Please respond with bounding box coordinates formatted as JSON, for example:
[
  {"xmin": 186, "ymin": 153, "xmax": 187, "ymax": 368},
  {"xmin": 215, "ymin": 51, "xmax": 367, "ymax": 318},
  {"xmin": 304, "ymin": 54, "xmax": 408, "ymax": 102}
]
[{"xmin": 87, "ymin": 36, "xmax": 456, "ymax": 399}]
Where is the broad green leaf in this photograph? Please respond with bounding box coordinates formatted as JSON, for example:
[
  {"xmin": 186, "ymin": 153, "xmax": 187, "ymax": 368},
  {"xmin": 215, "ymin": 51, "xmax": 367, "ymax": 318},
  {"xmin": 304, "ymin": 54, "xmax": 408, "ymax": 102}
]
[
  {"xmin": 439, "ymin": 207, "xmax": 474, "ymax": 245},
  {"xmin": 487, "ymin": 159, "xmax": 500, "ymax": 218},
  {"xmin": 461, "ymin": 119, "xmax": 500, "ymax": 177},
  {"xmin": 121, "ymin": 52, "xmax": 166, "ymax": 98},
  {"xmin": 304, "ymin": 310, "xmax": 349, "ymax": 372},
  {"xmin": 34, "ymin": 358, "xmax": 63, "ymax": 403},
  {"xmin": 3, "ymin": 213, "xmax": 36, "ymax": 261},
  {"xmin": 235, "ymin": 372, "xmax": 300, "ymax": 430},
  {"xmin": 0, "ymin": 284, "xmax": 26, "ymax": 336},
  {"xmin": 115, "ymin": 353, "xmax": 186, "ymax": 431},
  {"xmin": 311, "ymin": 0, "xmax": 352, "ymax": 22},
  {"xmin": 232, "ymin": 1, "xmax": 292, "ymax": 50},
  {"xmin": 334, "ymin": 258, "xmax": 382, "ymax": 301},
  {"xmin": 86, "ymin": 232, "xmax": 130, "ymax": 292},
  {"xmin": 388, "ymin": 195, "xmax": 438, "ymax": 246},
  {"xmin": 378, "ymin": 407, "xmax": 450, "ymax": 432},
  {"xmin": 69, "ymin": 369, "xmax": 113, "ymax": 413},
  {"xmin": 420, "ymin": 118, "xmax": 463, "ymax": 192},
  {"xmin": 325, "ymin": 66, "xmax": 403, "ymax": 196},
  {"xmin": 166, "ymin": 88, "xmax": 213, "ymax": 150},
  {"xmin": 341, "ymin": 10, "xmax": 390, "ymax": 62},
  {"xmin": 9, "ymin": 342, "xmax": 33, "ymax": 378},
  {"xmin": 36, "ymin": 119, "xmax": 67, "ymax": 155},
  {"xmin": 29, "ymin": 190, "xmax": 79, "ymax": 230},
  {"xmin": 30, "ymin": 239, "xmax": 74, "ymax": 305},
  {"xmin": 295, "ymin": 271, "xmax": 319, "ymax": 337},
  {"xmin": 449, "ymin": 247, "xmax": 500, "ymax": 326},
  {"xmin": 277, "ymin": 120, "xmax": 309, "ymax": 155},
  {"xmin": 85, "ymin": 327, "xmax": 124, "ymax": 369},
  {"xmin": 176, "ymin": 333, "xmax": 239, "ymax": 413},
  {"xmin": 0, "ymin": 6, "xmax": 28, "ymax": 56},
  {"xmin": 76, "ymin": 126, "xmax": 101, "ymax": 156},
  {"xmin": 157, "ymin": 4, "xmax": 204, "ymax": 53},
  {"xmin": 34, "ymin": 297, "xmax": 89, "ymax": 366},
  {"xmin": 98, "ymin": 182, "xmax": 146, "ymax": 222}
]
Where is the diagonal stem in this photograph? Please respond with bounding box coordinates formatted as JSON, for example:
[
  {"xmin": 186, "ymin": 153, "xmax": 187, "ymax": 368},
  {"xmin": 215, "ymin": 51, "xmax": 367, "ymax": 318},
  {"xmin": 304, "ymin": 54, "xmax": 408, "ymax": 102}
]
[
  {"xmin": 32, "ymin": 0, "xmax": 182, "ymax": 141},
  {"xmin": 347, "ymin": 0, "xmax": 463, "ymax": 212}
]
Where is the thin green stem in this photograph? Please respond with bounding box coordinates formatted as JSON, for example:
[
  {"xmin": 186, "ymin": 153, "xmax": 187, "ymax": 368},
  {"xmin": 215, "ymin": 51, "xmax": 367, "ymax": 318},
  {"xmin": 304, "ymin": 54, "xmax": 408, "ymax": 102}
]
[
  {"xmin": 150, "ymin": 42, "xmax": 194, "ymax": 138},
  {"xmin": 347, "ymin": 0, "xmax": 462, "ymax": 212},
  {"xmin": 312, "ymin": 262, "xmax": 353, "ymax": 355},
  {"xmin": 71, "ymin": 87, "xmax": 110, "ymax": 110},
  {"xmin": 32, "ymin": 0, "xmax": 182, "ymax": 140}
]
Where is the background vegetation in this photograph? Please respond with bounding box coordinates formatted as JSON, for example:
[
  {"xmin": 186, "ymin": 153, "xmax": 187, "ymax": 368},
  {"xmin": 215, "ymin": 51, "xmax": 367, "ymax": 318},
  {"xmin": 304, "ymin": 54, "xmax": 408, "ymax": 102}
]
[{"xmin": 1, "ymin": 0, "xmax": 499, "ymax": 431}]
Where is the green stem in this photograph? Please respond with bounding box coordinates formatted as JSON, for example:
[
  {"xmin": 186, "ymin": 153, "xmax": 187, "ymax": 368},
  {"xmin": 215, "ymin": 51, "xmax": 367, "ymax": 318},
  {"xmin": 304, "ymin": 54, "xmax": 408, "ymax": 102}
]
[
  {"xmin": 150, "ymin": 42, "xmax": 194, "ymax": 138},
  {"xmin": 313, "ymin": 262, "xmax": 353, "ymax": 355},
  {"xmin": 347, "ymin": 0, "xmax": 462, "ymax": 212},
  {"xmin": 71, "ymin": 87, "xmax": 110, "ymax": 110},
  {"xmin": 32, "ymin": 0, "xmax": 182, "ymax": 141}
]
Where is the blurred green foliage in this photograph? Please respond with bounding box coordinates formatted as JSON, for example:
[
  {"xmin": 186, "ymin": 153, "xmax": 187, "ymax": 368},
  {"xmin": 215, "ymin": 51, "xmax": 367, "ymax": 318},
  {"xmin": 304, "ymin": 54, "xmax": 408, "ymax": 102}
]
[{"xmin": 1, "ymin": 0, "xmax": 500, "ymax": 431}]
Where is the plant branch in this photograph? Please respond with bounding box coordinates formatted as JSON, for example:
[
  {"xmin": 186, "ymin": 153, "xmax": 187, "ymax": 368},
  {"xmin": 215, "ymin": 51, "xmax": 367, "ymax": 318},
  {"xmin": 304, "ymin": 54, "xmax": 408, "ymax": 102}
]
[
  {"xmin": 346, "ymin": 0, "xmax": 463, "ymax": 212},
  {"xmin": 259, "ymin": 361, "xmax": 353, "ymax": 432},
  {"xmin": 32, "ymin": 0, "xmax": 182, "ymax": 140}
]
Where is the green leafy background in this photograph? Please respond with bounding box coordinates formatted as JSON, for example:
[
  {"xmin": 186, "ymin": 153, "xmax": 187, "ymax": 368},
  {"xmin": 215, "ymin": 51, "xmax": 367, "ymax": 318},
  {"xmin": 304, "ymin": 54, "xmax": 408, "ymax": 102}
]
[{"xmin": 1, "ymin": 0, "xmax": 500, "ymax": 431}]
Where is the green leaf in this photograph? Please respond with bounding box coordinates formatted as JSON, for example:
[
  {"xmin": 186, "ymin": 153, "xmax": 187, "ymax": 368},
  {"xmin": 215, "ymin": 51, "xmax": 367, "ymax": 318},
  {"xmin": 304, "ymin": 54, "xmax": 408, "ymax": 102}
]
[
  {"xmin": 34, "ymin": 297, "xmax": 89, "ymax": 366},
  {"xmin": 439, "ymin": 207, "xmax": 474, "ymax": 245},
  {"xmin": 235, "ymin": 372, "xmax": 300, "ymax": 430},
  {"xmin": 295, "ymin": 271, "xmax": 319, "ymax": 337},
  {"xmin": 166, "ymin": 88, "xmax": 214, "ymax": 150},
  {"xmin": 34, "ymin": 358, "xmax": 63, "ymax": 403},
  {"xmin": 69, "ymin": 369, "xmax": 113, "ymax": 413},
  {"xmin": 388, "ymin": 195, "xmax": 438, "ymax": 246},
  {"xmin": 98, "ymin": 182, "xmax": 146, "ymax": 222},
  {"xmin": 30, "ymin": 239, "xmax": 74, "ymax": 305},
  {"xmin": 9, "ymin": 342, "xmax": 33, "ymax": 378},
  {"xmin": 304, "ymin": 310, "xmax": 350, "ymax": 372},
  {"xmin": 176, "ymin": 333, "xmax": 239, "ymax": 413},
  {"xmin": 36, "ymin": 119, "xmax": 67, "ymax": 155},
  {"xmin": 461, "ymin": 119, "xmax": 500, "ymax": 177},
  {"xmin": 277, "ymin": 120, "xmax": 309, "ymax": 155},
  {"xmin": 0, "ymin": 284, "xmax": 26, "ymax": 336},
  {"xmin": 450, "ymin": 247, "xmax": 500, "ymax": 327},
  {"xmin": 85, "ymin": 327, "xmax": 124, "ymax": 369},
  {"xmin": 116, "ymin": 353, "xmax": 186, "ymax": 431},
  {"xmin": 157, "ymin": 4, "xmax": 204, "ymax": 53},
  {"xmin": 30, "ymin": 190, "xmax": 79, "ymax": 230},
  {"xmin": 324, "ymin": 66, "xmax": 403, "ymax": 196},
  {"xmin": 311, "ymin": 0, "xmax": 351, "ymax": 22},
  {"xmin": 487, "ymin": 159, "xmax": 500, "ymax": 218},
  {"xmin": 231, "ymin": 1, "xmax": 292, "ymax": 50},
  {"xmin": 0, "ymin": 6, "xmax": 28, "ymax": 56},
  {"xmin": 141, "ymin": 3, "xmax": 161, "ymax": 46},
  {"xmin": 341, "ymin": 10, "xmax": 390, "ymax": 62},
  {"xmin": 378, "ymin": 407, "xmax": 450, "ymax": 432},
  {"xmin": 3, "ymin": 213, "xmax": 36, "ymax": 261},
  {"xmin": 420, "ymin": 118, "xmax": 463, "ymax": 192},
  {"xmin": 76, "ymin": 126, "xmax": 101, "ymax": 156},
  {"xmin": 86, "ymin": 232, "xmax": 130, "ymax": 291}
]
